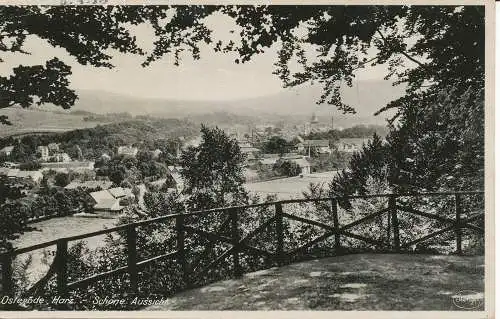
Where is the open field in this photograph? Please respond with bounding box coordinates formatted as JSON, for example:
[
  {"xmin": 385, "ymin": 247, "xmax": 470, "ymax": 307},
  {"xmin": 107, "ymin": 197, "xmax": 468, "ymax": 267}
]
[
  {"xmin": 11, "ymin": 216, "xmax": 118, "ymax": 283},
  {"xmin": 0, "ymin": 108, "xmax": 105, "ymax": 137},
  {"xmin": 146, "ymin": 253, "xmax": 485, "ymax": 311},
  {"xmin": 245, "ymin": 171, "xmax": 340, "ymax": 199}
]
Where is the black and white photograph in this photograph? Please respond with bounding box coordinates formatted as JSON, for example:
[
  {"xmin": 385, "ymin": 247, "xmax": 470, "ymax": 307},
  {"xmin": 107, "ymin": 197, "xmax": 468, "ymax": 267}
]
[{"xmin": 0, "ymin": 2, "xmax": 492, "ymax": 316}]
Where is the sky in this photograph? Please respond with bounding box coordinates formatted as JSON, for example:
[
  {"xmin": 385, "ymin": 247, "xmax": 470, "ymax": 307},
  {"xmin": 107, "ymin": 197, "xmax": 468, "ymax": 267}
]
[{"xmin": 1, "ymin": 10, "xmax": 394, "ymax": 102}]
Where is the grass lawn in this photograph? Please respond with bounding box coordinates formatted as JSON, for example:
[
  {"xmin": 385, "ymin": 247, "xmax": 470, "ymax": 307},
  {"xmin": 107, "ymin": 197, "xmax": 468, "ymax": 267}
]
[
  {"xmin": 245, "ymin": 171, "xmax": 340, "ymax": 199},
  {"xmin": 146, "ymin": 253, "xmax": 484, "ymax": 311},
  {"xmin": 11, "ymin": 216, "xmax": 118, "ymax": 284}
]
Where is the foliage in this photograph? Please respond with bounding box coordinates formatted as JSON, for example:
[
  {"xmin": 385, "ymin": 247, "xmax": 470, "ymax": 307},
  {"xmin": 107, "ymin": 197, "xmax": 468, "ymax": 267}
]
[
  {"xmin": 303, "ymin": 125, "xmax": 388, "ymax": 141},
  {"xmin": 18, "ymin": 161, "xmax": 42, "ymax": 171},
  {"xmin": 54, "ymin": 172, "xmax": 70, "ymax": 187},
  {"xmin": 274, "ymin": 160, "xmax": 301, "ymax": 177},
  {"xmin": 0, "ymin": 186, "xmax": 94, "ymax": 251},
  {"xmin": 179, "ymin": 125, "xmax": 247, "ymax": 210},
  {"xmin": 0, "ymin": 119, "xmax": 196, "ymax": 162},
  {"xmin": 308, "ymin": 151, "xmax": 351, "ymax": 173},
  {"xmin": 260, "ymin": 136, "xmax": 293, "ymax": 155}
]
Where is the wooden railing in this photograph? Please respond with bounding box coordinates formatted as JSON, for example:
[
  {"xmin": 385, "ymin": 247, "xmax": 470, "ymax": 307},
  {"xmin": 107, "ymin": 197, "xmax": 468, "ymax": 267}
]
[{"xmin": 0, "ymin": 191, "xmax": 485, "ymax": 306}]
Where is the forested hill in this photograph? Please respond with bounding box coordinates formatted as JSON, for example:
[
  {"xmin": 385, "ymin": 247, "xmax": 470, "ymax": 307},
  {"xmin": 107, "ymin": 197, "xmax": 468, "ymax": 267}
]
[
  {"xmin": 0, "ymin": 118, "xmax": 199, "ymax": 162},
  {"xmin": 303, "ymin": 125, "xmax": 389, "ymax": 140}
]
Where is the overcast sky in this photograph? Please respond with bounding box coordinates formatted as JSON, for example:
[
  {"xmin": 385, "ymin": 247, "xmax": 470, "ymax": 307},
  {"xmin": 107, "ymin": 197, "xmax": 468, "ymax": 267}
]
[{"xmin": 1, "ymin": 11, "xmax": 393, "ymax": 102}]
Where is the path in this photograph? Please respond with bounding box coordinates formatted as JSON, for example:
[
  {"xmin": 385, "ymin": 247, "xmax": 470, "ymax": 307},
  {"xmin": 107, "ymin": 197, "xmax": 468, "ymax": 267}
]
[{"xmin": 146, "ymin": 253, "xmax": 484, "ymax": 311}]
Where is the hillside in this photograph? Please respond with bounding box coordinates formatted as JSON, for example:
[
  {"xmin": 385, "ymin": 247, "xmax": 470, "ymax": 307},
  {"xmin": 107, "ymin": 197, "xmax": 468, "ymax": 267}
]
[
  {"xmin": 69, "ymin": 80, "xmax": 404, "ymax": 126},
  {"xmin": 0, "ymin": 80, "xmax": 403, "ymax": 136},
  {"xmin": 0, "ymin": 107, "xmax": 106, "ymax": 137}
]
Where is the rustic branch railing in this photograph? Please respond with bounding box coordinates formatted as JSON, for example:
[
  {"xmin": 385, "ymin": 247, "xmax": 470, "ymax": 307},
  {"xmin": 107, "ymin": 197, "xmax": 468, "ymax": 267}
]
[{"xmin": 1, "ymin": 191, "xmax": 484, "ymax": 302}]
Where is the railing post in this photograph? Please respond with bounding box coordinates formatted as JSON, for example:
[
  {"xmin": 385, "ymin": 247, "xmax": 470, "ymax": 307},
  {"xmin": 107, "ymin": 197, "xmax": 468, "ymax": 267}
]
[
  {"xmin": 390, "ymin": 196, "xmax": 400, "ymax": 251},
  {"xmin": 386, "ymin": 209, "xmax": 391, "ymax": 246},
  {"xmin": 275, "ymin": 202, "xmax": 285, "ymax": 267},
  {"xmin": 230, "ymin": 208, "xmax": 242, "ymax": 278},
  {"xmin": 455, "ymin": 193, "xmax": 463, "ymax": 255},
  {"xmin": 331, "ymin": 199, "xmax": 341, "ymax": 252},
  {"xmin": 126, "ymin": 225, "xmax": 138, "ymax": 293},
  {"xmin": 56, "ymin": 239, "xmax": 68, "ymax": 298},
  {"xmin": 176, "ymin": 214, "xmax": 188, "ymax": 287},
  {"xmin": 1, "ymin": 252, "xmax": 14, "ymax": 301}
]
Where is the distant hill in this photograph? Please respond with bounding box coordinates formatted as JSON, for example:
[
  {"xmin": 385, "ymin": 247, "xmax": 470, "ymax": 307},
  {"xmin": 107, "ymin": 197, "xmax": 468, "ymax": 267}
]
[
  {"xmin": 0, "ymin": 80, "xmax": 404, "ymax": 135},
  {"xmin": 70, "ymin": 80, "xmax": 404, "ymax": 126}
]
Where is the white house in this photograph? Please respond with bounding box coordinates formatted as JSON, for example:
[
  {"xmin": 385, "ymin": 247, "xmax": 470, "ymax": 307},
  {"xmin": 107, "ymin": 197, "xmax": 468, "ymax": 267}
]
[
  {"xmin": 0, "ymin": 146, "xmax": 14, "ymax": 156},
  {"xmin": 101, "ymin": 153, "xmax": 112, "ymax": 161},
  {"xmin": 37, "ymin": 146, "xmax": 50, "ymax": 161},
  {"xmin": 90, "ymin": 187, "xmax": 133, "ymax": 215},
  {"xmin": 52, "ymin": 153, "xmax": 71, "ymax": 162},
  {"xmin": 16, "ymin": 170, "xmax": 44, "ymax": 184},
  {"xmin": 47, "ymin": 143, "xmax": 60, "ymax": 153},
  {"xmin": 337, "ymin": 138, "xmax": 370, "ymax": 153},
  {"xmin": 40, "ymin": 161, "xmax": 95, "ymax": 173},
  {"xmin": 65, "ymin": 180, "xmax": 114, "ymax": 190},
  {"xmin": 296, "ymin": 140, "xmax": 331, "ymax": 154},
  {"xmin": 117, "ymin": 146, "xmax": 138, "ymax": 157},
  {"xmin": 0, "ymin": 169, "xmax": 43, "ymax": 183},
  {"xmin": 291, "ymin": 158, "xmax": 311, "ymax": 175}
]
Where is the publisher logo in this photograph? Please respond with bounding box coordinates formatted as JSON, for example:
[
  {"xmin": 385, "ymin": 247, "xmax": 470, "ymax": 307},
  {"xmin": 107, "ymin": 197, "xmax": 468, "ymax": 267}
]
[{"xmin": 452, "ymin": 290, "xmax": 484, "ymax": 310}]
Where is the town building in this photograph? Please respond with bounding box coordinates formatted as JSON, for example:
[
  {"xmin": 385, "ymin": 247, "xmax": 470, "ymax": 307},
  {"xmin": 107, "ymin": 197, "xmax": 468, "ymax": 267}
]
[
  {"xmin": 2, "ymin": 162, "xmax": 19, "ymax": 169},
  {"xmin": 291, "ymin": 158, "xmax": 311, "ymax": 175},
  {"xmin": 337, "ymin": 138, "xmax": 371, "ymax": 153},
  {"xmin": 65, "ymin": 180, "xmax": 114, "ymax": 191},
  {"xmin": 0, "ymin": 168, "xmax": 43, "ymax": 184},
  {"xmin": 90, "ymin": 187, "xmax": 133, "ymax": 215},
  {"xmin": 37, "ymin": 146, "xmax": 50, "ymax": 161},
  {"xmin": 52, "ymin": 153, "xmax": 71, "ymax": 162},
  {"xmin": 117, "ymin": 146, "xmax": 139, "ymax": 157},
  {"xmin": 151, "ymin": 149, "xmax": 162, "ymax": 159},
  {"xmin": 0, "ymin": 146, "xmax": 14, "ymax": 156},
  {"xmin": 16, "ymin": 170, "xmax": 44, "ymax": 184},
  {"xmin": 47, "ymin": 143, "xmax": 60, "ymax": 153},
  {"xmin": 101, "ymin": 153, "xmax": 112, "ymax": 161},
  {"xmin": 296, "ymin": 140, "xmax": 331, "ymax": 155},
  {"xmin": 40, "ymin": 161, "xmax": 95, "ymax": 173}
]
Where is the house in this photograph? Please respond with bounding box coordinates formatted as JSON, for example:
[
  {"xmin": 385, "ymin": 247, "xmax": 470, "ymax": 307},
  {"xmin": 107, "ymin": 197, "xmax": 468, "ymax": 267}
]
[
  {"xmin": 37, "ymin": 146, "xmax": 50, "ymax": 161},
  {"xmin": 16, "ymin": 170, "xmax": 44, "ymax": 184},
  {"xmin": 2, "ymin": 162, "xmax": 19, "ymax": 169},
  {"xmin": 0, "ymin": 168, "xmax": 43, "ymax": 183},
  {"xmin": 117, "ymin": 146, "xmax": 138, "ymax": 157},
  {"xmin": 101, "ymin": 153, "xmax": 112, "ymax": 161},
  {"xmin": 90, "ymin": 190, "xmax": 122, "ymax": 213},
  {"xmin": 40, "ymin": 161, "xmax": 95, "ymax": 173},
  {"xmin": 337, "ymin": 138, "xmax": 370, "ymax": 153},
  {"xmin": 1, "ymin": 168, "xmax": 20, "ymax": 179},
  {"xmin": 296, "ymin": 140, "xmax": 331, "ymax": 154},
  {"xmin": 259, "ymin": 154, "xmax": 280, "ymax": 166},
  {"xmin": 151, "ymin": 149, "xmax": 162, "ymax": 159},
  {"xmin": 52, "ymin": 153, "xmax": 71, "ymax": 162},
  {"xmin": 48, "ymin": 143, "xmax": 60, "ymax": 153},
  {"xmin": 90, "ymin": 187, "xmax": 133, "ymax": 215},
  {"xmin": 244, "ymin": 152, "xmax": 258, "ymax": 164},
  {"xmin": 0, "ymin": 146, "xmax": 14, "ymax": 156},
  {"xmin": 65, "ymin": 180, "xmax": 114, "ymax": 191},
  {"xmin": 291, "ymin": 158, "xmax": 311, "ymax": 175}
]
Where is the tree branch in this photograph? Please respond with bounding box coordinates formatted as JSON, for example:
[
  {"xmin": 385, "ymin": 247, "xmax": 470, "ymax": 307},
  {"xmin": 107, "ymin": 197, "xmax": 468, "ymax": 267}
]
[{"xmin": 376, "ymin": 30, "xmax": 426, "ymax": 68}]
